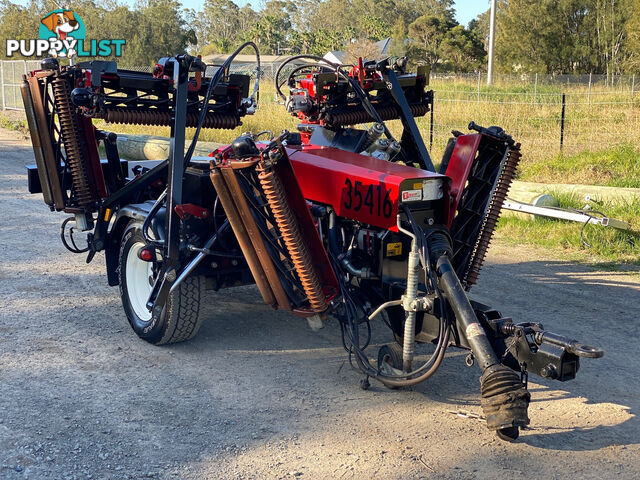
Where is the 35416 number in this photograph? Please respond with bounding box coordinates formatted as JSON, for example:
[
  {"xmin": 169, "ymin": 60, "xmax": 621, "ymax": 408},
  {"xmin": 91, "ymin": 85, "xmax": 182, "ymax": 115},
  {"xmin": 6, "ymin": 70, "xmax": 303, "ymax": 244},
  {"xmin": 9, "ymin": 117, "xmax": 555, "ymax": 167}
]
[{"xmin": 343, "ymin": 178, "xmax": 392, "ymax": 218}]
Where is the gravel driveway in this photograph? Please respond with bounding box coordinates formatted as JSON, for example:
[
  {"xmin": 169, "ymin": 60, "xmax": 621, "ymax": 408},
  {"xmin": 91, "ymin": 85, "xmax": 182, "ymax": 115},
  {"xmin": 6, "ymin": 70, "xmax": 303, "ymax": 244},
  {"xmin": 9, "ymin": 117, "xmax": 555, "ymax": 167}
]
[{"xmin": 1, "ymin": 127, "xmax": 639, "ymax": 479}]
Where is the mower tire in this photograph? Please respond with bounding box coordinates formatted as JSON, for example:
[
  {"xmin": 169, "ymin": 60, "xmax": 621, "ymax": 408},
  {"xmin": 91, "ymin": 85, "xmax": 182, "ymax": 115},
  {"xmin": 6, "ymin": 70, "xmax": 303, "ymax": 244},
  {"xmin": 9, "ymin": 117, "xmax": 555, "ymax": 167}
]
[{"xmin": 118, "ymin": 221, "xmax": 206, "ymax": 345}]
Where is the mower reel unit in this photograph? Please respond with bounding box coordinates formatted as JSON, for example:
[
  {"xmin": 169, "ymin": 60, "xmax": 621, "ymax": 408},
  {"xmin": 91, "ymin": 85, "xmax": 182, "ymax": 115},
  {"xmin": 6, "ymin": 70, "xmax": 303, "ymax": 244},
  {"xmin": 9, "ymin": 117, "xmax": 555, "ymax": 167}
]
[{"xmin": 21, "ymin": 49, "xmax": 603, "ymax": 442}]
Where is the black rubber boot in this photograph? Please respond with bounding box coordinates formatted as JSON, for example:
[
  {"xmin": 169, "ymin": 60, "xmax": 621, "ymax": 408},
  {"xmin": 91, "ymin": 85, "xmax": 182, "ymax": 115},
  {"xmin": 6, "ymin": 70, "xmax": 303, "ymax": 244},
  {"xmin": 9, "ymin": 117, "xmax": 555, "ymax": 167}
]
[{"xmin": 480, "ymin": 364, "xmax": 530, "ymax": 441}]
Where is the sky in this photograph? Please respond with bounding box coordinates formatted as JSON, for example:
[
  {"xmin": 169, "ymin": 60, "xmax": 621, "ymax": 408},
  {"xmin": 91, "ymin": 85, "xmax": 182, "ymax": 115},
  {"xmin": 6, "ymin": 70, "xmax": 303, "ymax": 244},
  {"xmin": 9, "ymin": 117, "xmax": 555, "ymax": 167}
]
[
  {"xmin": 454, "ymin": 0, "xmax": 490, "ymax": 26},
  {"xmin": 11, "ymin": 0, "xmax": 490, "ymax": 26}
]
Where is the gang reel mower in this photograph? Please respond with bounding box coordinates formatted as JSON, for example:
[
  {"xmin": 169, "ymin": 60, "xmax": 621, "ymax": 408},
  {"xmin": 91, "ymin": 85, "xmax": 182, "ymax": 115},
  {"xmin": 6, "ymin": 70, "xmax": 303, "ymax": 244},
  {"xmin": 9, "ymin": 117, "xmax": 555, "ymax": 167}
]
[{"xmin": 21, "ymin": 45, "xmax": 603, "ymax": 441}]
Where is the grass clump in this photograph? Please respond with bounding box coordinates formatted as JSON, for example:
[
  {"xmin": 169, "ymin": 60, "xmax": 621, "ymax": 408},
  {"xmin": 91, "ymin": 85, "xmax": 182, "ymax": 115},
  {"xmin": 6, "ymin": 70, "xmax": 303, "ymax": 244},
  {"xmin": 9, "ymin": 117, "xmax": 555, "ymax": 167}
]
[{"xmin": 0, "ymin": 112, "xmax": 28, "ymax": 135}]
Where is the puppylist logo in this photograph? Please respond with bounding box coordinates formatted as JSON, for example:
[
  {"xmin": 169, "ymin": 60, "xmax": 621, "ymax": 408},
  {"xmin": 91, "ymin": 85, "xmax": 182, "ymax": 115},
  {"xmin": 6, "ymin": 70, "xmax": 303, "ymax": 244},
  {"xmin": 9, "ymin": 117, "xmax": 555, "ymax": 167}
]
[{"xmin": 6, "ymin": 8, "xmax": 125, "ymax": 58}]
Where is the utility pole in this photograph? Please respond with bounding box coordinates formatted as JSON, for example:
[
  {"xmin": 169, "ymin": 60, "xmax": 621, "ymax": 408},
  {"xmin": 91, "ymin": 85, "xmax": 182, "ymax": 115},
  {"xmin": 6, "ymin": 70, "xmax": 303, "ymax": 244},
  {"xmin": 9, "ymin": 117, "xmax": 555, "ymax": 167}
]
[{"xmin": 487, "ymin": 0, "xmax": 496, "ymax": 85}]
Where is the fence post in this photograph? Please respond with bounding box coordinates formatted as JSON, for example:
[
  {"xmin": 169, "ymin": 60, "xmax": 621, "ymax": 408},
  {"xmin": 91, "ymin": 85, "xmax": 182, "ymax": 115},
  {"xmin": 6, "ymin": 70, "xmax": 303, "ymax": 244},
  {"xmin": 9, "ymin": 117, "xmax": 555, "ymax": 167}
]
[
  {"xmin": 560, "ymin": 93, "xmax": 566, "ymax": 152},
  {"xmin": 429, "ymin": 91, "xmax": 434, "ymax": 152},
  {"xmin": 533, "ymin": 73, "xmax": 538, "ymax": 104},
  {"xmin": 0, "ymin": 60, "xmax": 4, "ymax": 110},
  {"xmin": 477, "ymin": 71, "xmax": 480, "ymax": 101},
  {"xmin": 11, "ymin": 61, "xmax": 16, "ymax": 109},
  {"xmin": 0, "ymin": 60, "xmax": 5, "ymax": 110},
  {"xmin": 588, "ymin": 72, "xmax": 592, "ymax": 106}
]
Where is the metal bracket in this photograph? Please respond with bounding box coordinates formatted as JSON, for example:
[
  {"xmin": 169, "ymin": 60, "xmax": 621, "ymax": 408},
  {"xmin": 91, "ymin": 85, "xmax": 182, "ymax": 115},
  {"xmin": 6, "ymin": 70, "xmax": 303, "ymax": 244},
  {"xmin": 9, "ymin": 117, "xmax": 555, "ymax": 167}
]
[{"xmin": 503, "ymin": 198, "xmax": 630, "ymax": 231}]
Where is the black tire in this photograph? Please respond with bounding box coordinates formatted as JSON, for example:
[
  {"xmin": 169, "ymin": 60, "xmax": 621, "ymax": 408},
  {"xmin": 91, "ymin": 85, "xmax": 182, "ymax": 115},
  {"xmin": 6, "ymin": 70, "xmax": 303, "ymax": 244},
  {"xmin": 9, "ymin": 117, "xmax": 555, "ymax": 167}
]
[
  {"xmin": 378, "ymin": 343, "xmax": 404, "ymax": 371},
  {"xmin": 118, "ymin": 221, "xmax": 206, "ymax": 345},
  {"xmin": 496, "ymin": 426, "xmax": 520, "ymax": 442},
  {"xmin": 378, "ymin": 343, "xmax": 404, "ymax": 389}
]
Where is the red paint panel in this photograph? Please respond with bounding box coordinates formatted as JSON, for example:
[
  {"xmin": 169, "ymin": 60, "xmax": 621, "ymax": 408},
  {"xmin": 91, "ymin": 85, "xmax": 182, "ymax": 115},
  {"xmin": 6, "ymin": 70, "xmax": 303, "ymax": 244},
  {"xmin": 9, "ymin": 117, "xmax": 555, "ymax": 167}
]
[
  {"xmin": 444, "ymin": 134, "xmax": 482, "ymax": 225},
  {"xmin": 287, "ymin": 145, "xmax": 444, "ymax": 231}
]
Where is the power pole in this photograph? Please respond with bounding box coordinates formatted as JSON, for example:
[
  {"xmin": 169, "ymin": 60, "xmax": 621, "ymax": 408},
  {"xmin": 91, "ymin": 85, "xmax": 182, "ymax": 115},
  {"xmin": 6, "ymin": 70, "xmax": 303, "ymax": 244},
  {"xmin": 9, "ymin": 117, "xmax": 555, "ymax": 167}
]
[{"xmin": 487, "ymin": 0, "xmax": 496, "ymax": 85}]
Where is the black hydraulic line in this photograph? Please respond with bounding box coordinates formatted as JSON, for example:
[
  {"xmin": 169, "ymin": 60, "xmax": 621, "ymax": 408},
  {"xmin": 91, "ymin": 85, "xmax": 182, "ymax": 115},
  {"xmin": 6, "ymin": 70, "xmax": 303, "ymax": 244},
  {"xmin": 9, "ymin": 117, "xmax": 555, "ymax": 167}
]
[
  {"xmin": 142, "ymin": 188, "xmax": 167, "ymax": 244},
  {"xmin": 326, "ymin": 220, "xmax": 450, "ymax": 386},
  {"xmin": 61, "ymin": 216, "xmax": 89, "ymax": 253},
  {"xmin": 148, "ymin": 44, "xmax": 262, "ymax": 319},
  {"xmin": 436, "ymin": 255, "xmax": 500, "ymax": 371},
  {"xmin": 184, "ymin": 42, "xmax": 261, "ymax": 167}
]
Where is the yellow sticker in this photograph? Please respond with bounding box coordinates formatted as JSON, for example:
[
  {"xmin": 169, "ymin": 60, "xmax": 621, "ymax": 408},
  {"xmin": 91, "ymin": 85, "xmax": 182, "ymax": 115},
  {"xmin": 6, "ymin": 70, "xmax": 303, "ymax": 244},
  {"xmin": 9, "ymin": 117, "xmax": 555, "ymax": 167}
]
[
  {"xmin": 413, "ymin": 182, "xmax": 423, "ymax": 189},
  {"xmin": 386, "ymin": 242, "xmax": 402, "ymax": 256}
]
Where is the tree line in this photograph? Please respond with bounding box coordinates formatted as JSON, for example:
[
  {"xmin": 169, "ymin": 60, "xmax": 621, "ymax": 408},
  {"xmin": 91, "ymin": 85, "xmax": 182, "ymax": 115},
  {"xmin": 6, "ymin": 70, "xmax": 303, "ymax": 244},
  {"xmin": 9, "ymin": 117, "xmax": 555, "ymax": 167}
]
[{"xmin": 1, "ymin": 0, "xmax": 639, "ymax": 74}]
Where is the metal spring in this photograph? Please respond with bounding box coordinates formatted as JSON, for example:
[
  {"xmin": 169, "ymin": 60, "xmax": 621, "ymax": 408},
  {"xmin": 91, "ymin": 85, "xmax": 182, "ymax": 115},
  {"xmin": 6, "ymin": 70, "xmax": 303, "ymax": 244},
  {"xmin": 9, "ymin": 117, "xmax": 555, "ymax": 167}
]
[
  {"xmin": 52, "ymin": 76, "xmax": 93, "ymax": 208},
  {"xmin": 500, "ymin": 323, "xmax": 518, "ymax": 335},
  {"xmin": 103, "ymin": 109, "xmax": 240, "ymax": 129},
  {"xmin": 257, "ymin": 162, "xmax": 327, "ymax": 313},
  {"xmin": 323, "ymin": 104, "xmax": 429, "ymax": 127},
  {"xmin": 464, "ymin": 145, "xmax": 522, "ymax": 288}
]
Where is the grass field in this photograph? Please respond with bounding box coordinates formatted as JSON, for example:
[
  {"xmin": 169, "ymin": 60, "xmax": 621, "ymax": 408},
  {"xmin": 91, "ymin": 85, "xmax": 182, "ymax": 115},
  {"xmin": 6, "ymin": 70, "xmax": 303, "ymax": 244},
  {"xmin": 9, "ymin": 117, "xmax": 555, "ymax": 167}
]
[{"xmin": 2, "ymin": 78, "xmax": 639, "ymax": 265}]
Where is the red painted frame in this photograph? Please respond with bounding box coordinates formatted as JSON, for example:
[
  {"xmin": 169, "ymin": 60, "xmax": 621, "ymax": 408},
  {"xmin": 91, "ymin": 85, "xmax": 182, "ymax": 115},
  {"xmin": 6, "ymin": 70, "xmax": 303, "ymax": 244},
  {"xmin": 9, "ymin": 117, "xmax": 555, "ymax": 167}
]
[
  {"xmin": 287, "ymin": 145, "xmax": 446, "ymax": 231},
  {"xmin": 443, "ymin": 133, "xmax": 482, "ymax": 225}
]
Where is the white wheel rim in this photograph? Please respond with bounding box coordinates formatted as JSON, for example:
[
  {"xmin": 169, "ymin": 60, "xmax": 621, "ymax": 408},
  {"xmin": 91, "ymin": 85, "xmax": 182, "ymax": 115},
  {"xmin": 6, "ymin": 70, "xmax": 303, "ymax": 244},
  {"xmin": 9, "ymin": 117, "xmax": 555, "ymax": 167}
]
[{"xmin": 126, "ymin": 242, "xmax": 154, "ymax": 322}]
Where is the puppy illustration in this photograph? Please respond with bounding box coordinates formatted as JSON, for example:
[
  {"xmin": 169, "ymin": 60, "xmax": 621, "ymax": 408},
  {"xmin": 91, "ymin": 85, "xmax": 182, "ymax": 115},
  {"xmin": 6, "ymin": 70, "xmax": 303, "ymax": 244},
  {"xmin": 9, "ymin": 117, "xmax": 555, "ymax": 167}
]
[{"xmin": 41, "ymin": 10, "xmax": 79, "ymax": 57}]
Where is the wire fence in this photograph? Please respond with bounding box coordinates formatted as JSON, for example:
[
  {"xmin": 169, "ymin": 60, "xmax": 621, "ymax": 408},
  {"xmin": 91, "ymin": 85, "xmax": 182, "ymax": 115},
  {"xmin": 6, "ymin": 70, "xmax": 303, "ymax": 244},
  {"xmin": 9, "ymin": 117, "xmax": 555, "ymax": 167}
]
[{"xmin": 2, "ymin": 60, "xmax": 638, "ymax": 160}]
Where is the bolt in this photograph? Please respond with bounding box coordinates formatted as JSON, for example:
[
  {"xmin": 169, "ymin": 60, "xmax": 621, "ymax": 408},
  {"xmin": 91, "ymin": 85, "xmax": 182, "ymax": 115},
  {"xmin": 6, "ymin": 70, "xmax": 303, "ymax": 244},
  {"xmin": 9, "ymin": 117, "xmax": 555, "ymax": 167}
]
[
  {"xmin": 231, "ymin": 259, "xmax": 238, "ymax": 266},
  {"xmin": 166, "ymin": 269, "xmax": 177, "ymax": 282},
  {"xmin": 540, "ymin": 364, "xmax": 557, "ymax": 379},
  {"xmin": 210, "ymin": 262, "xmax": 218, "ymax": 269}
]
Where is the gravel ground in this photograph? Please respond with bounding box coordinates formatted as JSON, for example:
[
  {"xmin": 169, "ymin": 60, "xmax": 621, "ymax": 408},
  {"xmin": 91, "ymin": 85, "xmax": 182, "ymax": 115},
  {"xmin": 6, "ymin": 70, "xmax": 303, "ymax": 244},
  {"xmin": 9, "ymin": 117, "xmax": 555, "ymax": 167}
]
[{"xmin": 1, "ymin": 127, "xmax": 639, "ymax": 480}]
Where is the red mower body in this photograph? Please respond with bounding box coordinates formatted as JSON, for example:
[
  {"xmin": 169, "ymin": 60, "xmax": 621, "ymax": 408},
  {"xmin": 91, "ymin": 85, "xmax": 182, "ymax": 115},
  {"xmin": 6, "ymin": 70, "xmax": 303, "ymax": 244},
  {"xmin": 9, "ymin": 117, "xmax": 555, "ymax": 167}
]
[{"xmin": 286, "ymin": 145, "xmax": 451, "ymax": 231}]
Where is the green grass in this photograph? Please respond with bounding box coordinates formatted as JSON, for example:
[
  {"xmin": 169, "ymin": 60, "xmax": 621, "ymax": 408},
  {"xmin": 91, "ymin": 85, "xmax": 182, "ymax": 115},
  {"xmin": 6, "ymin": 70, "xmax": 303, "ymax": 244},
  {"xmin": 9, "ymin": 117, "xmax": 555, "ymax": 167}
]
[
  {"xmin": 518, "ymin": 145, "xmax": 640, "ymax": 187},
  {"xmin": 0, "ymin": 113, "xmax": 28, "ymax": 135}
]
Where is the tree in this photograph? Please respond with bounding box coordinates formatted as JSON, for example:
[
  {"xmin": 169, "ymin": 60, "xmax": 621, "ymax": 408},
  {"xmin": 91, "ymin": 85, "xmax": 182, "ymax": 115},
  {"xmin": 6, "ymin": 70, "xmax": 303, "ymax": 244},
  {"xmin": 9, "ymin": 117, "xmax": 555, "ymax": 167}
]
[
  {"xmin": 359, "ymin": 14, "xmax": 391, "ymax": 41},
  {"xmin": 345, "ymin": 38, "xmax": 385, "ymax": 63},
  {"xmin": 390, "ymin": 17, "xmax": 408, "ymax": 56},
  {"xmin": 590, "ymin": 0, "xmax": 633, "ymax": 75},
  {"xmin": 0, "ymin": 2, "xmax": 42, "ymax": 59},
  {"xmin": 441, "ymin": 25, "xmax": 485, "ymax": 72},
  {"xmin": 396, "ymin": 0, "xmax": 455, "ymax": 24},
  {"xmin": 407, "ymin": 14, "xmax": 452, "ymax": 69},
  {"xmin": 199, "ymin": 0, "xmax": 240, "ymax": 53},
  {"xmin": 623, "ymin": 0, "xmax": 640, "ymax": 72},
  {"xmin": 494, "ymin": 0, "xmax": 633, "ymax": 74},
  {"xmin": 124, "ymin": 0, "xmax": 191, "ymax": 65},
  {"xmin": 494, "ymin": 0, "xmax": 557, "ymax": 73}
]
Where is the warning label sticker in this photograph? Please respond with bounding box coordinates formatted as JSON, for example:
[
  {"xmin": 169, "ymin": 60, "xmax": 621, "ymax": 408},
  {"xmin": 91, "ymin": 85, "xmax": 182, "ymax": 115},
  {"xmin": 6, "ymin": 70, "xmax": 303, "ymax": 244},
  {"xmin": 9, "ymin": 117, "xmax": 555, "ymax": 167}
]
[
  {"xmin": 386, "ymin": 242, "xmax": 402, "ymax": 256},
  {"xmin": 402, "ymin": 189, "xmax": 422, "ymax": 202}
]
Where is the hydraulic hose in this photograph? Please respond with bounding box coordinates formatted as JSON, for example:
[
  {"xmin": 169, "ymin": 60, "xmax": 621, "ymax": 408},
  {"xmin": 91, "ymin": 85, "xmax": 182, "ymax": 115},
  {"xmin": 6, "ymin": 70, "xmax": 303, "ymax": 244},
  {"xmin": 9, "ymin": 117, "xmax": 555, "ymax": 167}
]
[
  {"xmin": 366, "ymin": 323, "xmax": 450, "ymax": 388},
  {"xmin": 184, "ymin": 41, "xmax": 261, "ymax": 167}
]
